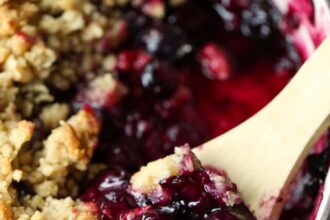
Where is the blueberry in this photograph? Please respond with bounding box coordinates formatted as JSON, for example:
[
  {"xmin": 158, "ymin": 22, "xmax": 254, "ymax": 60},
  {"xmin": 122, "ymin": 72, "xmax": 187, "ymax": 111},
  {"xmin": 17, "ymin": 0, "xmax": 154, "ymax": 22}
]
[
  {"xmin": 80, "ymin": 168, "xmax": 132, "ymax": 220},
  {"xmin": 165, "ymin": 123, "xmax": 205, "ymax": 147},
  {"xmin": 213, "ymin": 0, "xmax": 248, "ymax": 30},
  {"xmin": 125, "ymin": 11, "xmax": 149, "ymax": 38},
  {"xmin": 240, "ymin": 0, "xmax": 281, "ymax": 40},
  {"xmin": 137, "ymin": 24, "xmax": 192, "ymax": 61},
  {"xmin": 168, "ymin": 1, "xmax": 221, "ymax": 43},
  {"xmin": 140, "ymin": 61, "xmax": 178, "ymax": 99},
  {"xmin": 122, "ymin": 209, "xmax": 169, "ymax": 220},
  {"xmin": 204, "ymin": 209, "xmax": 238, "ymax": 220}
]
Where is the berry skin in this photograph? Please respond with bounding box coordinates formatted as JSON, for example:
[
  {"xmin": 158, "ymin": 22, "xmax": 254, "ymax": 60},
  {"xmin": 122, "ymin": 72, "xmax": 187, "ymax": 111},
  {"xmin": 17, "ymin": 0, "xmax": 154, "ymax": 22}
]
[
  {"xmin": 117, "ymin": 50, "xmax": 151, "ymax": 74},
  {"xmin": 140, "ymin": 61, "xmax": 178, "ymax": 99},
  {"xmin": 198, "ymin": 43, "xmax": 232, "ymax": 81},
  {"xmin": 137, "ymin": 24, "xmax": 192, "ymax": 62}
]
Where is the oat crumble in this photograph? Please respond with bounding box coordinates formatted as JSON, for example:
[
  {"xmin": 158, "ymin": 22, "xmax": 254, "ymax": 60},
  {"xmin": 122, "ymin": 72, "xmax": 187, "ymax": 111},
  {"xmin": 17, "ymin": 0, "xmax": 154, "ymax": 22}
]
[{"xmin": 0, "ymin": 0, "xmax": 124, "ymax": 218}]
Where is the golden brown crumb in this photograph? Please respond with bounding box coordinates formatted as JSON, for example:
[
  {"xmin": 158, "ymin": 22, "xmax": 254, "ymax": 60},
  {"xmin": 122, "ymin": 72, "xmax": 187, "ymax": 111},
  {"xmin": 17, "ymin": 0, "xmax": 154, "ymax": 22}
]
[
  {"xmin": 84, "ymin": 73, "xmax": 128, "ymax": 107},
  {"xmin": 39, "ymin": 109, "xmax": 100, "ymax": 177},
  {"xmin": 9, "ymin": 109, "xmax": 100, "ymax": 219},
  {"xmin": 31, "ymin": 109, "xmax": 100, "ymax": 195},
  {"xmin": 131, "ymin": 147, "xmax": 200, "ymax": 193},
  {"xmin": 0, "ymin": 201, "xmax": 13, "ymax": 219},
  {"xmin": 13, "ymin": 196, "xmax": 97, "ymax": 220},
  {"xmin": 0, "ymin": 120, "xmax": 35, "ymax": 220},
  {"xmin": 39, "ymin": 103, "xmax": 70, "ymax": 129}
]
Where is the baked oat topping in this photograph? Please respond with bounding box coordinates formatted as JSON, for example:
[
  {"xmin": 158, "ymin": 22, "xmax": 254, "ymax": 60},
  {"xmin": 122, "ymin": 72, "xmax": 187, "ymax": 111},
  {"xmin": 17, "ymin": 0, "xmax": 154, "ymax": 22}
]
[
  {"xmin": 0, "ymin": 1, "xmax": 107, "ymax": 217},
  {"xmin": 0, "ymin": 109, "xmax": 100, "ymax": 219}
]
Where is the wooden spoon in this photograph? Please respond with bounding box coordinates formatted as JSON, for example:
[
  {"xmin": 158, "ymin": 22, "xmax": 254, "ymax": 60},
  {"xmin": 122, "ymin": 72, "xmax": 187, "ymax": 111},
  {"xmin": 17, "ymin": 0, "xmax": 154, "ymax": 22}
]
[
  {"xmin": 193, "ymin": 36, "xmax": 330, "ymax": 219},
  {"xmin": 132, "ymin": 37, "xmax": 330, "ymax": 220}
]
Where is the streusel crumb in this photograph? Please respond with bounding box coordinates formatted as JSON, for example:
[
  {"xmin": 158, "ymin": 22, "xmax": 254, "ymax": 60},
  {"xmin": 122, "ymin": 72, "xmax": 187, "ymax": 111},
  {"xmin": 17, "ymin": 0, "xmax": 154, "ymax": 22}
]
[
  {"xmin": 38, "ymin": 108, "xmax": 100, "ymax": 177},
  {"xmin": 39, "ymin": 103, "xmax": 70, "ymax": 129},
  {"xmin": 0, "ymin": 109, "xmax": 100, "ymax": 219},
  {"xmin": 131, "ymin": 147, "xmax": 201, "ymax": 193},
  {"xmin": 0, "ymin": 120, "xmax": 35, "ymax": 219}
]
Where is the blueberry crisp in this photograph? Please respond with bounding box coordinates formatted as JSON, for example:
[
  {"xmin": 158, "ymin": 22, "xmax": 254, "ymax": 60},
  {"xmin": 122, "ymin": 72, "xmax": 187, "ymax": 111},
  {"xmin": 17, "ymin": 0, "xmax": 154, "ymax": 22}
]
[{"xmin": 0, "ymin": 0, "xmax": 328, "ymax": 219}]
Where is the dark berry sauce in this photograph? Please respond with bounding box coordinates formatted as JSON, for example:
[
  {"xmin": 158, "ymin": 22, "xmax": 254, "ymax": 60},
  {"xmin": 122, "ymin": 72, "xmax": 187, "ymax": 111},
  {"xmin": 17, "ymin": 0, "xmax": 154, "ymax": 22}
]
[
  {"xmin": 81, "ymin": 149, "xmax": 255, "ymax": 220},
  {"xmin": 71, "ymin": 0, "xmax": 330, "ymax": 219}
]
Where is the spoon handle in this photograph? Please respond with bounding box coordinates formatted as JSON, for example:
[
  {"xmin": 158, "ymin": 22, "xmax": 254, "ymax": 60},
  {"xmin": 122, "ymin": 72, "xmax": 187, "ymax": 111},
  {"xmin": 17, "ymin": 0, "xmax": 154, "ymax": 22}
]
[{"xmin": 195, "ymin": 37, "xmax": 330, "ymax": 219}]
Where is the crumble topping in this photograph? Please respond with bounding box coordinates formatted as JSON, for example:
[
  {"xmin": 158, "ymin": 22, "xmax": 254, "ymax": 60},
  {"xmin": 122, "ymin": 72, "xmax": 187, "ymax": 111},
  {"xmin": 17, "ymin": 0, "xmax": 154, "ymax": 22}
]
[
  {"xmin": 13, "ymin": 197, "xmax": 97, "ymax": 220},
  {"xmin": 131, "ymin": 147, "xmax": 201, "ymax": 193},
  {"xmin": 0, "ymin": 120, "xmax": 35, "ymax": 219},
  {"xmin": 0, "ymin": 0, "xmax": 123, "ymax": 218},
  {"xmin": 0, "ymin": 109, "xmax": 100, "ymax": 219},
  {"xmin": 38, "ymin": 109, "xmax": 100, "ymax": 178},
  {"xmin": 39, "ymin": 104, "xmax": 70, "ymax": 129},
  {"xmin": 75, "ymin": 74, "xmax": 128, "ymax": 108}
]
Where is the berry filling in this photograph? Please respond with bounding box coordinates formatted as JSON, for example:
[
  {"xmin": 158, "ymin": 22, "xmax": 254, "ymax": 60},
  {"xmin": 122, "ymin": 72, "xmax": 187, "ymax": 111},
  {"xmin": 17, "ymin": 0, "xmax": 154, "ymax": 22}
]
[
  {"xmin": 66, "ymin": 0, "xmax": 330, "ymax": 219},
  {"xmin": 81, "ymin": 147, "xmax": 255, "ymax": 219}
]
